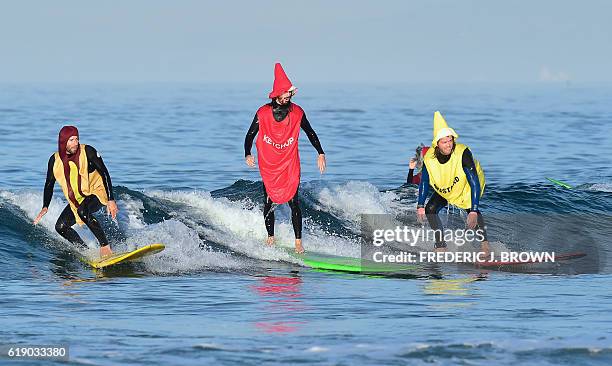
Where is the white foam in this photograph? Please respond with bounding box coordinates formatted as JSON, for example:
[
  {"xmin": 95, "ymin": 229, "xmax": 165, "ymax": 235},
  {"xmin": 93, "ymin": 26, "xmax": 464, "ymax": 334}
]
[
  {"xmin": 1, "ymin": 190, "xmax": 98, "ymax": 248},
  {"xmin": 314, "ymin": 181, "xmax": 397, "ymax": 225},
  {"xmin": 306, "ymin": 346, "xmax": 329, "ymax": 353},
  {"xmin": 1, "ymin": 190, "xmax": 248, "ymax": 273},
  {"xmin": 127, "ymin": 219, "xmax": 248, "ymax": 273},
  {"xmin": 116, "ymin": 193, "xmax": 147, "ymax": 230},
  {"xmin": 148, "ymin": 190, "xmax": 360, "ymax": 259},
  {"xmin": 584, "ymin": 183, "xmax": 612, "ymax": 192}
]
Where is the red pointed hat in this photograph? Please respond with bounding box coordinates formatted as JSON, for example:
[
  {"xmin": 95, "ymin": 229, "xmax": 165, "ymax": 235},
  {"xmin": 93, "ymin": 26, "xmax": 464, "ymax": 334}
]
[{"xmin": 268, "ymin": 63, "xmax": 296, "ymax": 99}]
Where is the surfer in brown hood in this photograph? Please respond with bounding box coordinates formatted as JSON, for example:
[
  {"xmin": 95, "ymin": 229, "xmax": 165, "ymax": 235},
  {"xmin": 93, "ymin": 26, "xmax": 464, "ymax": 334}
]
[{"xmin": 33, "ymin": 125, "xmax": 119, "ymax": 258}]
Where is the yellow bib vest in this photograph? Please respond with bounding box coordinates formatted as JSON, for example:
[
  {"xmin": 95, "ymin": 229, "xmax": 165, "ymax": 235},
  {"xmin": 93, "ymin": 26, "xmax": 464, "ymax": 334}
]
[
  {"xmin": 52, "ymin": 144, "xmax": 109, "ymax": 225},
  {"xmin": 423, "ymin": 143, "xmax": 485, "ymax": 209}
]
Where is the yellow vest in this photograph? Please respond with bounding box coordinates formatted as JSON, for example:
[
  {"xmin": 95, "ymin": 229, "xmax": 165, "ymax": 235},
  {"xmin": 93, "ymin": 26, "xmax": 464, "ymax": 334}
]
[
  {"xmin": 423, "ymin": 143, "xmax": 485, "ymax": 209},
  {"xmin": 52, "ymin": 144, "xmax": 109, "ymax": 225}
]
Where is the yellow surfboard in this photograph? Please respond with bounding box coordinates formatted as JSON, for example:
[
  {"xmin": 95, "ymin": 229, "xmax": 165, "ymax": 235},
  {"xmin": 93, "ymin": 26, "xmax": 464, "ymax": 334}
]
[{"xmin": 86, "ymin": 243, "xmax": 165, "ymax": 269}]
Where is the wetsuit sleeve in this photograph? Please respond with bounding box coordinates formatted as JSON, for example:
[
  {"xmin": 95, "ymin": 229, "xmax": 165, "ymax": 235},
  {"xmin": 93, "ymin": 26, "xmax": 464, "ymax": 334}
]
[
  {"xmin": 85, "ymin": 145, "xmax": 115, "ymax": 201},
  {"xmin": 43, "ymin": 155, "xmax": 56, "ymax": 208},
  {"xmin": 407, "ymin": 169, "xmax": 414, "ymax": 185},
  {"xmin": 462, "ymin": 148, "xmax": 481, "ymax": 212},
  {"xmin": 301, "ymin": 114, "xmax": 325, "ymax": 154},
  {"xmin": 244, "ymin": 114, "xmax": 259, "ymax": 157},
  {"xmin": 417, "ymin": 164, "xmax": 430, "ymax": 207}
]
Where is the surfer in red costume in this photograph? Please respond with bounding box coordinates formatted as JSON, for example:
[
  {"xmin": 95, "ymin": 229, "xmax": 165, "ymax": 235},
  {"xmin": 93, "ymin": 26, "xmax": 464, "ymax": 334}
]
[{"xmin": 244, "ymin": 63, "xmax": 326, "ymax": 253}]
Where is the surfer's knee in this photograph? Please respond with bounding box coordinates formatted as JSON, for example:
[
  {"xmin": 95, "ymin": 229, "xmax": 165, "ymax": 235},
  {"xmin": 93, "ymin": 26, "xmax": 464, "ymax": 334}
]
[
  {"xmin": 425, "ymin": 201, "xmax": 438, "ymax": 215},
  {"xmin": 55, "ymin": 219, "xmax": 69, "ymax": 234},
  {"xmin": 76, "ymin": 205, "xmax": 89, "ymax": 222},
  {"xmin": 288, "ymin": 201, "xmax": 301, "ymax": 214}
]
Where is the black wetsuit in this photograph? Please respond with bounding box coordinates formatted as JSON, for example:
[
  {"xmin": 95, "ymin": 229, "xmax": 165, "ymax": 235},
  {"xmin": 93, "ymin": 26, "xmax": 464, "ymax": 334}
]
[
  {"xmin": 244, "ymin": 100, "xmax": 324, "ymax": 239},
  {"xmin": 43, "ymin": 145, "xmax": 114, "ymax": 248},
  {"xmin": 417, "ymin": 147, "xmax": 487, "ymax": 248}
]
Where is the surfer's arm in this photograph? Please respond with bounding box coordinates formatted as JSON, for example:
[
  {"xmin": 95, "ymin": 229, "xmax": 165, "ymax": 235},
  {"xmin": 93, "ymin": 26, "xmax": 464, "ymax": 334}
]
[
  {"xmin": 85, "ymin": 145, "xmax": 115, "ymax": 201},
  {"xmin": 407, "ymin": 169, "xmax": 414, "ymax": 185},
  {"xmin": 42, "ymin": 155, "xmax": 56, "ymax": 208},
  {"xmin": 417, "ymin": 164, "xmax": 430, "ymax": 207},
  {"xmin": 300, "ymin": 114, "xmax": 324, "ymax": 155},
  {"xmin": 407, "ymin": 157, "xmax": 418, "ymax": 184},
  {"xmin": 462, "ymin": 149, "xmax": 481, "ymax": 212},
  {"xmin": 244, "ymin": 114, "xmax": 259, "ymax": 157}
]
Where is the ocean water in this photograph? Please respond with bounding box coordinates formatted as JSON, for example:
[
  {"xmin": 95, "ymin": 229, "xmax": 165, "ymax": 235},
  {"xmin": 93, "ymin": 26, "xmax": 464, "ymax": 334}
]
[{"xmin": 1, "ymin": 83, "xmax": 611, "ymax": 365}]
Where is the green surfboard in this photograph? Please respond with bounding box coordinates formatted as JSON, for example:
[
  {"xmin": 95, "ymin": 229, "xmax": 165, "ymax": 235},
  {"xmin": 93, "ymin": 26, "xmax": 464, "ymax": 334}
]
[
  {"xmin": 546, "ymin": 177, "xmax": 573, "ymax": 189},
  {"xmin": 285, "ymin": 249, "xmax": 417, "ymax": 274}
]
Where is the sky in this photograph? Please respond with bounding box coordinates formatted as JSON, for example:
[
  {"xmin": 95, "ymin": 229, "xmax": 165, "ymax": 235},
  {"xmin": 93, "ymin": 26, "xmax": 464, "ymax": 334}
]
[{"xmin": 1, "ymin": 0, "xmax": 610, "ymax": 83}]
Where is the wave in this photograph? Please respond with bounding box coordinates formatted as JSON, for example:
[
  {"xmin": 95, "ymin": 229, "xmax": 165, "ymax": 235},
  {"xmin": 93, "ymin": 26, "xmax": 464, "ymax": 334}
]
[{"xmin": 1, "ymin": 179, "xmax": 610, "ymax": 276}]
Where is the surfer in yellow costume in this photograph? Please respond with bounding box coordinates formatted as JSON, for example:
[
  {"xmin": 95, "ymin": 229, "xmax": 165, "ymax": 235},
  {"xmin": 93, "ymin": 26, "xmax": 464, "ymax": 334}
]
[
  {"xmin": 416, "ymin": 112, "xmax": 490, "ymax": 255},
  {"xmin": 33, "ymin": 126, "xmax": 119, "ymax": 257}
]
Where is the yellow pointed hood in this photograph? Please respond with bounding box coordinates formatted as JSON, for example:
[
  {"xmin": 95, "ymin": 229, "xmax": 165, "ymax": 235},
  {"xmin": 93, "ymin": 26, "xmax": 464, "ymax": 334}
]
[{"xmin": 432, "ymin": 111, "xmax": 458, "ymax": 147}]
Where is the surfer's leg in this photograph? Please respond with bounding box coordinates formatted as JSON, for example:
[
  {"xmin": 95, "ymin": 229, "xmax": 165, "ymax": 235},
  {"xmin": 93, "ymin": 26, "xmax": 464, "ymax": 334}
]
[
  {"xmin": 287, "ymin": 190, "xmax": 304, "ymax": 253},
  {"xmin": 425, "ymin": 193, "xmax": 448, "ymax": 249},
  {"xmin": 262, "ymin": 185, "xmax": 275, "ymax": 244},
  {"xmin": 76, "ymin": 195, "xmax": 109, "ymax": 247},
  {"xmin": 466, "ymin": 209, "xmax": 489, "ymax": 254},
  {"xmin": 287, "ymin": 191, "xmax": 302, "ymax": 240},
  {"xmin": 55, "ymin": 204, "xmax": 85, "ymax": 248}
]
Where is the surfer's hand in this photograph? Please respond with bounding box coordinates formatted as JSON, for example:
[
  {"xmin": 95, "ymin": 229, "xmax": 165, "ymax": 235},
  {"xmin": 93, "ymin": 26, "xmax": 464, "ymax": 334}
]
[
  {"xmin": 245, "ymin": 155, "xmax": 255, "ymax": 167},
  {"xmin": 33, "ymin": 207, "xmax": 48, "ymax": 225},
  {"xmin": 416, "ymin": 207, "xmax": 425, "ymax": 223},
  {"xmin": 318, "ymin": 154, "xmax": 326, "ymax": 174},
  {"xmin": 409, "ymin": 158, "xmax": 417, "ymax": 170},
  {"xmin": 466, "ymin": 211, "xmax": 478, "ymax": 229},
  {"xmin": 107, "ymin": 200, "xmax": 119, "ymax": 220}
]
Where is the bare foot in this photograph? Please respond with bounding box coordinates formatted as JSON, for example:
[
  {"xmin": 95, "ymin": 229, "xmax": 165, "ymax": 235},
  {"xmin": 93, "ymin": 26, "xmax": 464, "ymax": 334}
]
[
  {"xmin": 294, "ymin": 239, "xmax": 304, "ymax": 254},
  {"xmin": 100, "ymin": 245, "xmax": 113, "ymax": 258},
  {"xmin": 266, "ymin": 236, "xmax": 275, "ymax": 246}
]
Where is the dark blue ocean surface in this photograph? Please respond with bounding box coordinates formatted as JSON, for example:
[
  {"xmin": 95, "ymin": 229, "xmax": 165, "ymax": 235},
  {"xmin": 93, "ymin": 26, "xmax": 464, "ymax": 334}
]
[{"xmin": 1, "ymin": 83, "xmax": 611, "ymax": 365}]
